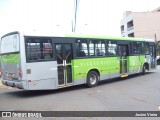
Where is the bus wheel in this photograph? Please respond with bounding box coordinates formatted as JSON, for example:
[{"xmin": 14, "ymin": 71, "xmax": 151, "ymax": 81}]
[
  {"xmin": 86, "ymin": 71, "xmax": 99, "ymax": 87},
  {"xmin": 142, "ymin": 65, "xmax": 146, "ymax": 75}
]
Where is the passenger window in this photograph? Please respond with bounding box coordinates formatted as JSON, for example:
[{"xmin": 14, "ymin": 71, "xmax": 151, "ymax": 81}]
[
  {"xmin": 75, "ymin": 39, "xmax": 88, "ymax": 57},
  {"xmin": 143, "ymin": 42, "xmax": 150, "ymax": 55},
  {"xmin": 130, "ymin": 42, "xmax": 142, "ymax": 54},
  {"xmin": 89, "ymin": 40, "xmax": 105, "ymax": 56},
  {"xmin": 89, "ymin": 40, "xmax": 94, "ymax": 56},
  {"xmin": 107, "ymin": 41, "xmax": 117, "ymax": 55},
  {"xmin": 26, "ymin": 38, "xmax": 53, "ymax": 62}
]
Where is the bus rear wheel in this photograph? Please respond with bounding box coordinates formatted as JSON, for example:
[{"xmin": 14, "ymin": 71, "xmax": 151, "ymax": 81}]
[
  {"xmin": 141, "ymin": 65, "xmax": 146, "ymax": 75},
  {"xmin": 86, "ymin": 71, "xmax": 99, "ymax": 87}
]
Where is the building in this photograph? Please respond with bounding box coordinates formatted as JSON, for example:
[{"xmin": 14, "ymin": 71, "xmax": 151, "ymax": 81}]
[
  {"xmin": 120, "ymin": 7, "xmax": 160, "ymax": 39},
  {"xmin": 120, "ymin": 7, "xmax": 160, "ymax": 55}
]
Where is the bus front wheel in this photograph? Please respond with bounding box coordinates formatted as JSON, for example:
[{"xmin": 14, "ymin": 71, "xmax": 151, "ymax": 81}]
[{"xmin": 86, "ymin": 71, "xmax": 99, "ymax": 87}]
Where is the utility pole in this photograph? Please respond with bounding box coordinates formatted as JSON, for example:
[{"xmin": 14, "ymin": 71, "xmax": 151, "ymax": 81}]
[
  {"xmin": 155, "ymin": 33, "xmax": 157, "ymax": 43},
  {"xmin": 72, "ymin": 0, "xmax": 80, "ymax": 32},
  {"xmin": 155, "ymin": 33, "xmax": 160, "ymax": 56}
]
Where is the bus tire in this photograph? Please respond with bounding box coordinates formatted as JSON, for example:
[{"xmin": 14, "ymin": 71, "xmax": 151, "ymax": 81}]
[
  {"xmin": 141, "ymin": 65, "xmax": 146, "ymax": 75},
  {"xmin": 86, "ymin": 71, "xmax": 99, "ymax": 87}
]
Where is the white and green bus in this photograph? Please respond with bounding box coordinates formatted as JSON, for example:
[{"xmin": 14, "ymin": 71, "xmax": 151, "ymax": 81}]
[{"xmin": 0, "ymin": 31, "xmax": 156, "ymax": 90}]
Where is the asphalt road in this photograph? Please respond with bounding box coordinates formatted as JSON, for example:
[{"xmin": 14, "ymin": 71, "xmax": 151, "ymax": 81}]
[{"xmin": 0, "ymin": 66, "xmax": 160, "ymax": 120}]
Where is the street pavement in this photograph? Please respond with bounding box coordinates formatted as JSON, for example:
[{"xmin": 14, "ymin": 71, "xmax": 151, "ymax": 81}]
[
  {"xmin": 0, "ymin": 80, "xmax": 3, "ymax": 87},
  {"xmin": 0, "ymin": 66, "xmax": 160, "ymax": 120}
]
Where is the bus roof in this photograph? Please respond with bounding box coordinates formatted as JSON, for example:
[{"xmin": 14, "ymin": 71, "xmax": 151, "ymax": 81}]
[
  {"xmin": 65, "ymin": 34, "xmax": 144, "ymax": 41},
  {"xmin": 144, "ymin": 38, "xmax": 155, "ymax": 42},
  {"xmin": 1, "ymin": 31, "xmax": 155, "ymax": 42},
  {"xmin": 1, "ymin": 31, "xmax": 66, "ymax": 38}
]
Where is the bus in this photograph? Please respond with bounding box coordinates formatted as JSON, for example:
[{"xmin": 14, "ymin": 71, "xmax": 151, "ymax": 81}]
[{"xmin": 0, "ymin": 31, "xmax": 156, "ymax": 90}]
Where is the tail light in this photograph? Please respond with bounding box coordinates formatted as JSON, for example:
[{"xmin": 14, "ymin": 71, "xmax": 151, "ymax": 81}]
[{"xmin": 18, "ymin": 68, "xmax": 22, "ymax": 77}]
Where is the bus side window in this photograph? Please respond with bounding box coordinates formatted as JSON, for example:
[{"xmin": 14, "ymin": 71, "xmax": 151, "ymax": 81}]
[
  {"xmin": 130, "ymin": 42, "xmax": 142, "ymax": 54},
  {"xmin": 75, "ymin": 39, "xmax": 88, "ymax": 57},
  {"xmin": 107, "ymin": 41, "xmax": 117, "ymax": 56},
  {"xmin": 97, "ymin": 40, "xmax": 105, "ymax": 56},
  {"xmin": 77, "ymin": 51, "xmax": 86, "ymax": 57},
  {"xmin": 49, "ymin": 50, "xmax": 53, "ymax": 58},
  {"xmin": 25, "ymin": 38, "xmax": 53, "ymax": 62},
  {"xmin": 55, "ymin": 45, "xmax": 63, "ymax": 64},
  {"xmin": 132, "ymin": 42, "xmax": 138, "ymax": 54},
  {"xmin": 89, "ymin": 40, "xmax": 105, "ymax": 57},
  {"xmin": 143, "ymin": 43, "xmax": 150, "ymax": 55}
]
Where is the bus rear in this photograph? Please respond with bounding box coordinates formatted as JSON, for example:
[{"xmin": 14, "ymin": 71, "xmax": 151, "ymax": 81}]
[{"xmin": 0, "ymin": 32, "xmax": 26, "ymax": 89}]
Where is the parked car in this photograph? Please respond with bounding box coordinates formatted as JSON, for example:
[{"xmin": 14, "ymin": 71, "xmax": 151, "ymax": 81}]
[{"xmin": 157, "ymin": 56, "xmax": 160, "ymax": 65}]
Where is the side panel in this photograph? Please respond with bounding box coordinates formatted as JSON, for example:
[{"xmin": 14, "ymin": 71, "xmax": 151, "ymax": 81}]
[
  {"xmin": 72, "ymin": 57, "xmax": 119, "ymax": 84},
  {"xmin": 71, "ymin": 55, "xmax": 146, "ymax": 80},
  {"xmin": 128, "ymin": 55, "xmax": 145, "ymax": 74},
  {"xmin": 26, "ymin": 61, "xmax": 58, "ymax": 90}
]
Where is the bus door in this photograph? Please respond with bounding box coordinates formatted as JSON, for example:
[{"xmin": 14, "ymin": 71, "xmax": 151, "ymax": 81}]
[
  {"xmin": 150, "ymin": 44, "xmax": 156, "ymax": 68},
  {"xmin": 118, "ymin": 45, "xmax": 128, "ymax": 77},
  {"xmin": 55, "ymin": 43, "xmax": 73, "ymax": 86}
]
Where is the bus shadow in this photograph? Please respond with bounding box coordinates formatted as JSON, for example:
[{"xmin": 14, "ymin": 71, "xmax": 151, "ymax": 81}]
[
  {"xmin": 98, "ymin": 72, "xmax": 154, "ymax": 86},
  {"xmin": 5, "ymin": 72, "xmax": 155, "ymax": 98},
  {"xmin": 4, "ymin": 84, "xmax": 87, "ymax": 98}
]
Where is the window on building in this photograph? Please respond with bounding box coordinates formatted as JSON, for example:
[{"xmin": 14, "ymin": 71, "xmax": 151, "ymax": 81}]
[
  {"xmin": 107, "ymin": 41, "xmax": 117, "ymax": 55},
  {"xmin": 127, "ymin": 20, "xmax": 134, "ymax": 30},
  {"xmin": 88, "ymin": 40, "xmax": 105, "ymax": 56},
  {"xmin": 121, "ymin": 25, "xmax": 124, "ymax": 33},
  {"xmin": 128, "ymin": 33, "xmax": 134, "ymax": 37},
  {"xmin": 26, "ymin": 38, "xmax": 53, "ymax": 62},
  {"xmin": 75, "ymin": 39, "xmax": 88, "ymax": 57}
]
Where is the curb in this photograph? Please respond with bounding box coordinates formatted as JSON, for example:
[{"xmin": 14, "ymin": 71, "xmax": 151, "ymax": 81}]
[
  {"xmin": 0, "ymin": 80, "xmax": 3, "ymax": 85},
  {"xmin": 0, "ymin": 79, "xmax": 5, "ymax": 87}
]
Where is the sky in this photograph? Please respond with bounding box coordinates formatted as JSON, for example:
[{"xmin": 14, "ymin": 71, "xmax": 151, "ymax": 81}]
[{"xmin": 0, "ymin": 0, "xmax": 160, "ymax": 37}]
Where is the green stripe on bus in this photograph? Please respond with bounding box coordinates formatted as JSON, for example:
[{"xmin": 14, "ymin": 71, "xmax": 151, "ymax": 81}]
[
  {"xmin": 71, "ymin": 55, "xmax": 145, "ymax": 80},
  {"xmin": 65, "ymin": 34, "xmax": 144, "ymax": 41},
  {"xmin": 72, "ymin": 57, "xmax": 119, "ymax": 79},
  {"xmin": 1, "ymin": 53, "xmax": 20, "ymax": 64}
]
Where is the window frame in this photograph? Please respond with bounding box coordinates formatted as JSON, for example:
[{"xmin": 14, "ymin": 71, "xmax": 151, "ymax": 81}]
[
  {"xmin": 106, "ymin": 40, "xmax": 118, "ymax": 56},
  {"xmin": 88, "ymin": 39, "xmax": 106, "ymax": 57},
  {"xmin": 25, "ymin": 37, "xmax": 54, "ymax": 63},
  {"xmin": 75, "ymin": 39, "xmax": 89, "ymax": 58},
  {"xmin": 130, "ymin": 41, "xmax": 143, "ymax": 55},
  {"xmin": 143, "ymin": 42, "xmax": 150, "ymax": 55}
]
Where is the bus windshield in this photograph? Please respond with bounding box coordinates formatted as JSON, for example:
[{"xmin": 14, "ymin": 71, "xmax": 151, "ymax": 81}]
[{"xmin": 1, "ymin": 34, "xmax": 20, "ymax": 54}]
